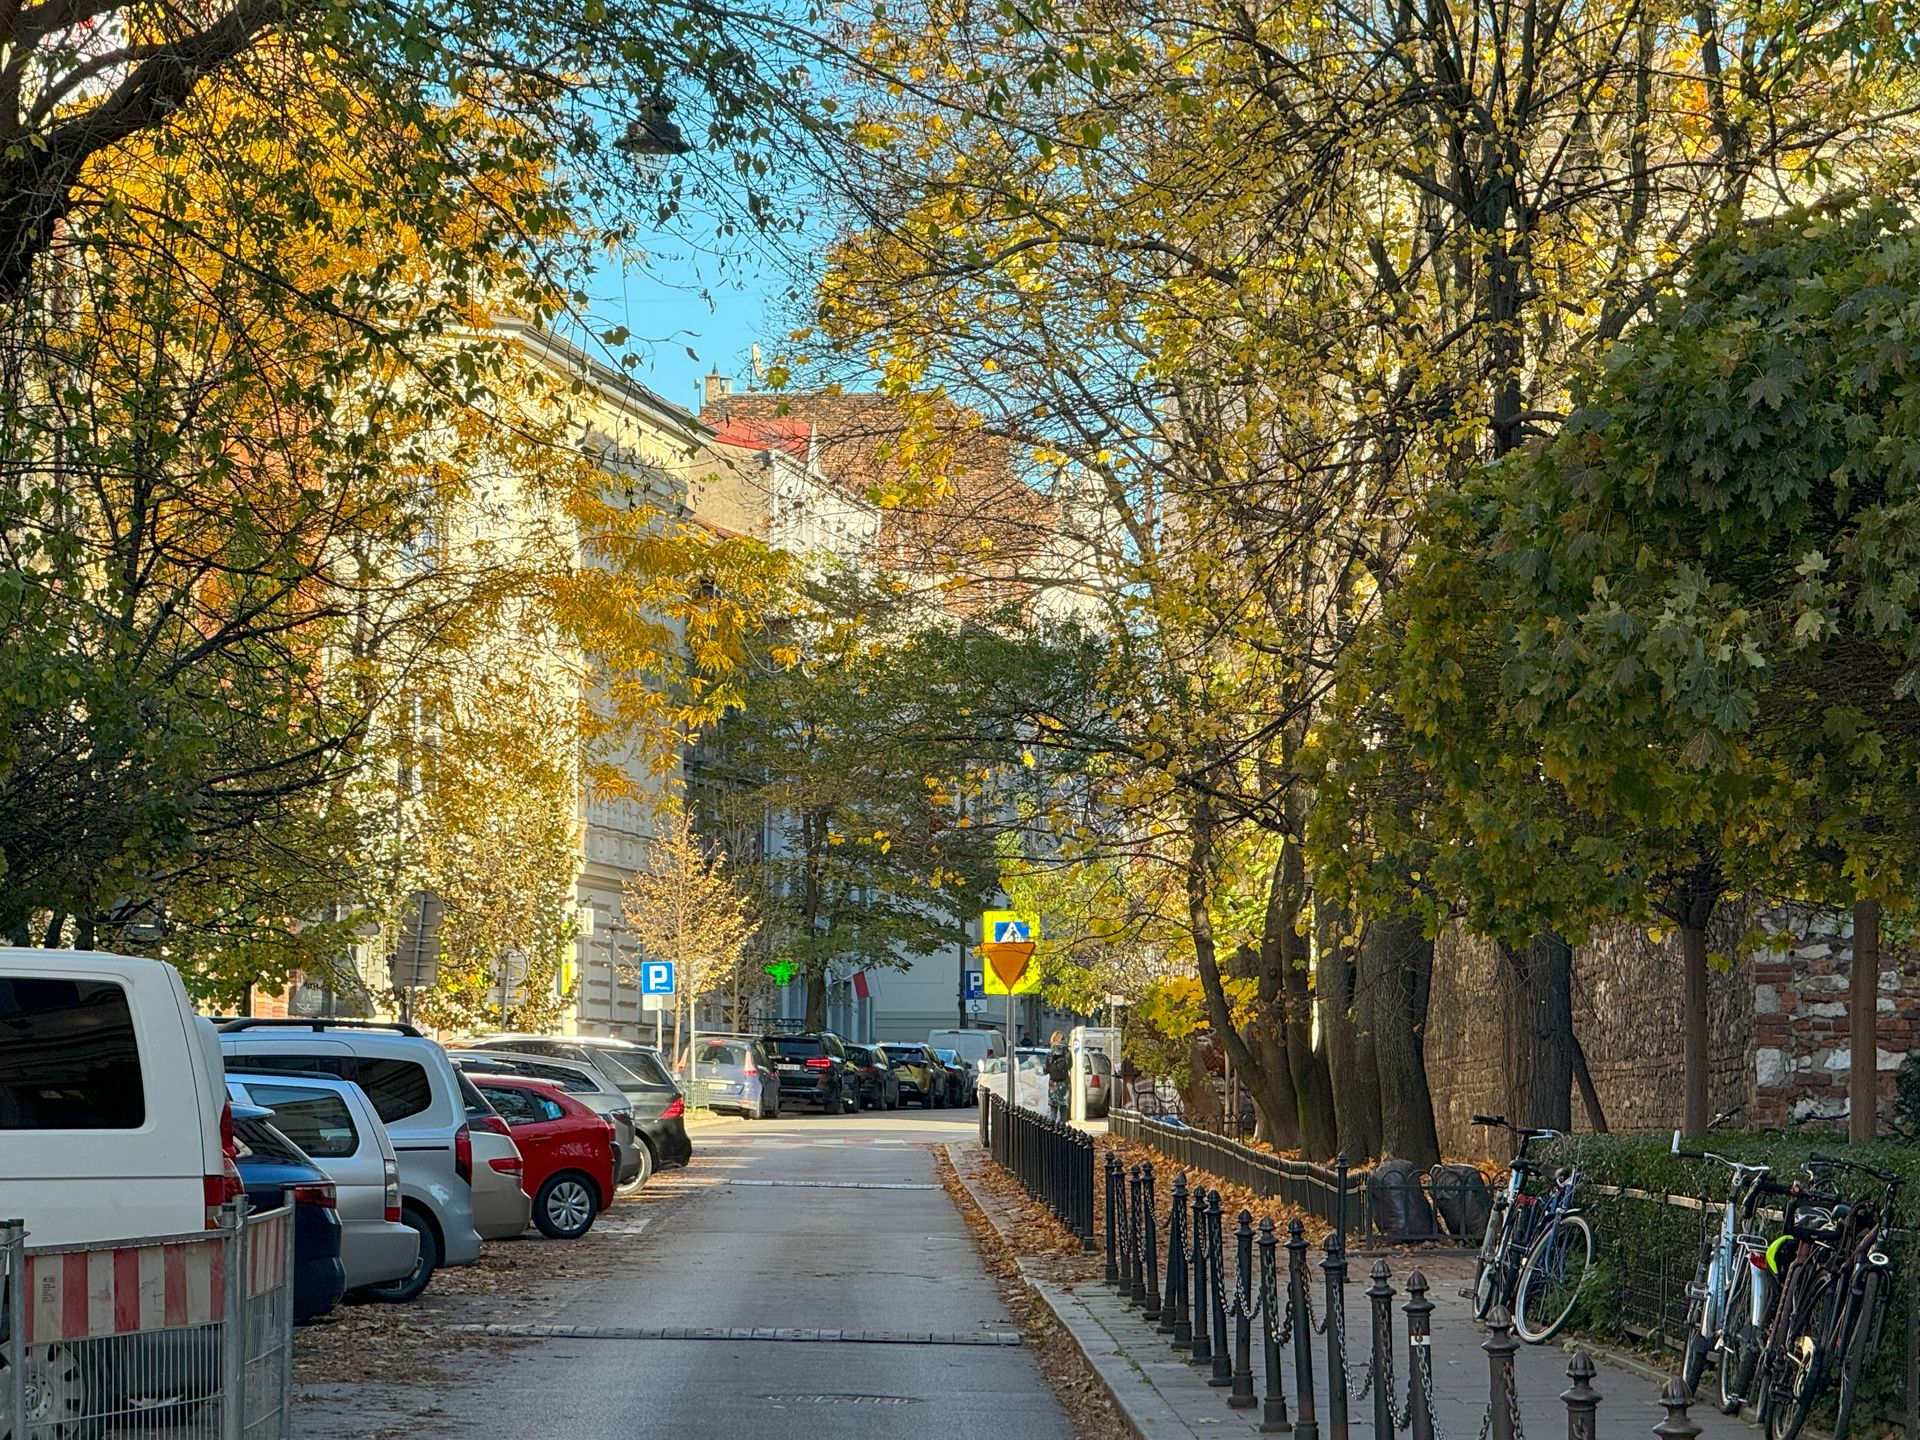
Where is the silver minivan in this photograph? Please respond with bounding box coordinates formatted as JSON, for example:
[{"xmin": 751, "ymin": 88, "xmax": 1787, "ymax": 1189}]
[
  {"xmin": 225, "ymin": 1073, "xmax": 421, "ymax": 1293},
  {"xmin": 219, "ymin": 1019, "xmax": 485, "ymax": 1303}
]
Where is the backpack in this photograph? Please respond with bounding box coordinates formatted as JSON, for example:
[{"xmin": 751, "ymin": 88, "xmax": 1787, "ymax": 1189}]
[{"xmin": 1045, "ymin": 1049, "xmax": 1071, "ymax": 1082}]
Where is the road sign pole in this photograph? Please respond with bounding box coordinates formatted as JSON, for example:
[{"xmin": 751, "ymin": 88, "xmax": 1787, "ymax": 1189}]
[{"xmin": 1006, "ymin": 991, "xmax": 1015, "ymax": 1111}]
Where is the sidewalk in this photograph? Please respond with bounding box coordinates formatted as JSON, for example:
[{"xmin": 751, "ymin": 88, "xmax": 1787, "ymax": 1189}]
[{"xmin": 948, "ymin": 1142, "xmax": 1751, "ymax": 1440}]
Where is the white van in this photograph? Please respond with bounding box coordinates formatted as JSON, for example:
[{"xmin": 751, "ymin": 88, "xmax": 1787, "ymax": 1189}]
[
  {"xmin": 928, "ymin": 1028, "xmax": 1007, "ymax": 1068},
  {"xmin": 0, "ymin": 948, "xmax": 236, "ymax": 1247}
]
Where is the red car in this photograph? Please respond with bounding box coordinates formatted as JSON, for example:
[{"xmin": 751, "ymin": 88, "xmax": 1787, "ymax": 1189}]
[{"xmin": 469, "ymin": 1076, "xmax": 617, "ymax": 1239}]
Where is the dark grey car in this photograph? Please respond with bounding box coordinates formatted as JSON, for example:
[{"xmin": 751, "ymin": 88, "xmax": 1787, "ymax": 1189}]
[{"xmin": 469, "ymin": 1034, "xmax": 691, "ymax": 1185}]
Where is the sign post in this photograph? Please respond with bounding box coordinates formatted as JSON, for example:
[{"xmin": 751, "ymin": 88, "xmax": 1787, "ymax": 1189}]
[
  {"xmin": 641, "ymin": 960, "xmax": 675, "ymax": 1053},
  {"xmin": 980, "ymin": 910, "xmax": 1040, "ymax": 1112}
]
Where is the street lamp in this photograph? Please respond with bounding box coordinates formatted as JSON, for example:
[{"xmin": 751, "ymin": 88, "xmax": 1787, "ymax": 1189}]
[{"xmin": 617, "ymin": 97, "xmax": 693, "ymax": 157}]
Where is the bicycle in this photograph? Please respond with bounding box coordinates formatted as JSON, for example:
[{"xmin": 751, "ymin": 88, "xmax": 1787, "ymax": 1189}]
[
  {"xmin": 1469, "ymin": 1115, "xmax": 1595, "ymax": 1342},
  {"xmin": 1755, "ymin": 1154, "xmax": 1902, "ymax": 1440},
  {"xmin": 1669, "ymin": 1122, "xmax": 1784, "ymax": 1407}
]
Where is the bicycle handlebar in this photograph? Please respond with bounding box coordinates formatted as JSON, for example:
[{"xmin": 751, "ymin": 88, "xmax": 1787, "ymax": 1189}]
[{"xmin": 1806, "ymin": 1151, "xmax": 1905, "ymax": 1188}]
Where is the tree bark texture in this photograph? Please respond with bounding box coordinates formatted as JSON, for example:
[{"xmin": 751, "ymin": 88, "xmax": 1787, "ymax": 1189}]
[
  {"xmin": 1318, "ymin": 898, "xmax": 1380, "ymax": 1161},
  {"xmin": 1850, "ymin": 896, "xmax": 1881, "ymax": 1143},
  {"xmin": 1268, "ymin": 839, "xmax": 1336, "ymax": 1157},
  {"xmin": 1357, "ymin": 911, "xmax": 1440, "ymax": 1166},
  {"xmin": 1496, "ymin": 933, "xmax": 1575, "ymax": 1134},
  {"xmin": 1679, "ymin": 921, "xmax": 1711, "ymax": 1137}
]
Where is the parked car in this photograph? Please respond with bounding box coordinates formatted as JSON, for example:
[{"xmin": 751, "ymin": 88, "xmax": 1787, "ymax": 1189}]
[
  {"xmin": 2, "ymin": 948, "xmax": 239, "ymax": 1247},
  {"xmin": 231, "ymin": 1106, "xmax": 347, "ymax": 1323},
  {"xmin": 450, "ymin": 1050, "xmax": 646, "ymax": 1191},
  {"xmin": 928, "ymin": 1028, "xmax": 1006, "ymax": 1070},
  {"xmin": 1084, "ymin": 1047, "xmax": 1114, "ymax": 1118},
  {"xmin": 460, "ymin": 1085, "xmax": 534, "ymax": 1240},
  {"xmin": 673, "ymin": 1036, "xmax": 778, "ymax": 1119},
  {"xmin": 468, "ymin": 1034, "xmax": 692, "ymax": 1184},
  {"xmin": 761, "ymin": 1032, "xmax": 856, "ymax": 1113},
  {"xmin": 934, "ymin": 1048, "xmax": 976, "ymax": 1105},
  {"xmin": 218, "ymin": 1018, "xmax": 485, "ymax": 1302},
  {"xmin": 470, "ymin": 1076, "xmax": 618, "ymax": 1238},
  {"xmin": 225, "ymin": 1074, "xmax": 420, "ymax": 1295},
  {"xmin": 879, "ymin": 1042, "xmax": 948, "ymax": 1108},
  {"xmin": 845, "ymin": 1044, "xmax": 901, "ymax": 1111}
]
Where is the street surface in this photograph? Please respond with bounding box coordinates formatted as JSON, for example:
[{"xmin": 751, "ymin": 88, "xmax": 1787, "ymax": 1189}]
[{"xmin": 295, "ymin": 1107, "xmax": 1077, "ymax": 1440}]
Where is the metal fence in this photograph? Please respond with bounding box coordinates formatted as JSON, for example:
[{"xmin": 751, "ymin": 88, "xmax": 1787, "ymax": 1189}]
[
  {"xmin": 980, "ymin": 1091, "xmax": 1096, "ymax": 1249},
  {"xmin": 1, "ymin": 1201, "xmax": 295, "ymax": 1440}
]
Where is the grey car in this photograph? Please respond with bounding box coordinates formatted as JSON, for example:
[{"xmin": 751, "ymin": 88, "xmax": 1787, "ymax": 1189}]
[
  {"xmin": 219, "ymin": 1019, "xmax": 486, "ymax": 1303},
  {"xmin": 450, "ymin": 1049, "xmax": 647, "ymax": 1192},
  {"xmin": 225, "ymin": 1073, "xmax": 421, "ymax": 1294}
]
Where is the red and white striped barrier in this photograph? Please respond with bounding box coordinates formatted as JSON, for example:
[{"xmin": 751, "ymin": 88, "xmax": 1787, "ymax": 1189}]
[
  {"xmin": 23, "ymin": 1236, "xmax": 224, "ymax": 1345},
  {"xmin": 19, "ymin": 1207, "xmax": 290, "ymax": 1345}
]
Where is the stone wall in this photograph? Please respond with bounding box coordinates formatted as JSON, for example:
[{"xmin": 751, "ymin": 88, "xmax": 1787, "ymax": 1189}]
[
  {"xmin": 1421, "ymin": 904, "xmax": 1920, "ymax": 1157},
  {"xmin": 1750, "ymin": 909, "xmax": 1920, "ymax": 1126},
  {"xmin": 1424, "ymin": 909, "xmax": 1754, "ymax": 1158}
]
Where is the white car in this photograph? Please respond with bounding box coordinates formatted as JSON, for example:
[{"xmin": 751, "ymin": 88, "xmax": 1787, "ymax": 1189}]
[{"xmin": 1, "ymin": 948, "xmax": 236, "ymax": 1247}]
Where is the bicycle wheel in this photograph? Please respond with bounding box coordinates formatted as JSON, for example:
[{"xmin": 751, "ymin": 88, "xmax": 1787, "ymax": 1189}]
[
  {"xmin": 1719, "ymin": 1262, "xmax": 1759, "ymax": 1415},
  {"xmin": 1471, "ymin": 1203, "xmax": 1506, "ymax": 1320},
  {"xmin": 1766, "ymin": 1275, "xmax": 1837, "ymax": 1440},
  {"xmin": 1833, "ymin": 1270, "xmax": 1883, "ymax": 1440},
  {"xmin": 1513, "ymin": 1212, "xmax": 1595, "ymax": 1342},
  {"xmin": 1682, "ymin": 1255, "xmax": 1715, "ymax": 1394}
]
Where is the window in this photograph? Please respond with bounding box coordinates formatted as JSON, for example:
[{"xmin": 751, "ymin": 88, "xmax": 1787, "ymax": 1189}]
[
  {"xmin": 226, "ymin": 1052, "xmax": 352, "ymax": 1082},
  {"xmin": 692, "ymin": 1041, "xmax": 746, "ymax": 1067},
  {"xmin": 0, "ymin": 977, "xmax": 145, "ymax": 1130},
  {"xmin": 354, "ymin": 1059, "xmax": 433, "ymax": 1124},
  {"xmin": 480, "ymin": 1085, "xmax": 545, "ymax": 1126},
  {"xmin": 590, "ymin": 1047, "xmax": 672, "ymax": 1088},
  {"xmin": 234, "ymin": 1119, "xmax": 306, "ymax": 1164},
  {"xmin": 455, "ymin": 1070, "xmax": 494, "ymax": 1123},
  {"xmin": 771, "ymin": 1037, "xmax": 826, "ymax": 1061},
  {"xmin": 246, "ymin": 1084, "xmax": 358, "ymax": 1158}
]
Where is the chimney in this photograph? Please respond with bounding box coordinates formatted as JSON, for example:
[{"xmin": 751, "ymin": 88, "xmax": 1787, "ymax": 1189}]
[{"xmin": 703, "ymin": 369, "xmax": 733, "ymax": 412}]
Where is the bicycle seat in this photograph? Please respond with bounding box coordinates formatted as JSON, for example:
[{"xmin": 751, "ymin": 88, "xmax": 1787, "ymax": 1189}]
[{"xmin": 1512, "ymin": 1159, "xmax": 1542, "ymax": 1176}]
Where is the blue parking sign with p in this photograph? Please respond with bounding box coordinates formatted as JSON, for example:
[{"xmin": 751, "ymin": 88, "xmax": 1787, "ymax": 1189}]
[{"xmin": 641, "ymin": 961, "xmax": 675, "ymax": 995}]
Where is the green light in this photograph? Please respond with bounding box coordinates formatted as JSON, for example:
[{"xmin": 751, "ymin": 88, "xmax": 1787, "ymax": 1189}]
[{"xmin": 764, "ymin": 959, "xmax": 799, "ymax": 986}]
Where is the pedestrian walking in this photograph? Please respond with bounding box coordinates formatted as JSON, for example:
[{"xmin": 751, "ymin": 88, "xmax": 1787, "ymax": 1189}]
[{"xmin": 1045, "ymin": 1030, "xmax": 1072, "ymax": 1121}]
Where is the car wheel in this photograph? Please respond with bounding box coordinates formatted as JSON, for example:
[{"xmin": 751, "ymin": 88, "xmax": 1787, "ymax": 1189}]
[
  {"xmin": 629, "ymin": 1139, "xmax": 657, "ymax": 1187},
  {"xmin": 534, "ymin": 1173, "xmax": 599, "ymax": 1240},
  {"xmin": 0, "ymin": 1341, "xmax": 86, "ymax": 1440},
  {"xmin": 363, "ymin": 1209, "xmax": 439, "ymax": 1304}
]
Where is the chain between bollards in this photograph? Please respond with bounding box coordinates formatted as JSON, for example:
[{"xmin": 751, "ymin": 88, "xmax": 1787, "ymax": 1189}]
[
  {"xmin": 1209, "ymin": 1191, "xmax": 1232, "ymax": 1387},
  {"xmin": 1127, "ymin": 1164, "xmax": 1145, "ymax": 1307}
]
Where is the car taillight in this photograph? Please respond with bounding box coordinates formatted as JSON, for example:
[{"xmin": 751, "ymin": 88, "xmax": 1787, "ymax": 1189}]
[
  {"xmin": 477, "ymin": 1114, "xmax": 511, "ymax": 1137},
  {"xmin": 455, "ymin": 1124, "xmax": 473, "ymax": 1185},
  {"xmin": 205, "ymin": 1157, "xmax": 244, "ymax": 1224},
  {"xmin": 383, "ymin": 1158, "xmax": 401, "ymax": 1224},
  {"xmin": 1090, "ymin": 1074, "xmax": 1103, "ymax": 1089},
  {"xmin": 661, "ymin": 1096, "xmax": 686, "ymax": 1119},
  {"xmin": 743, "ymin": 1062, "xmax": 758, "ymax": 1076},
  {"xmin": 292, "ymin": 1182, "xmax": 336, "ymax": 1209},
  {"xmin": 804, "ymin": 1056, "xmax": 832, "ymax": 1070},
  {"xmin": 488, "ymin": 1157, "xmax": 523, "ymax": 1175},
  {"xmin": 220, "ymin": 1099, "xmax": 236, "ymax": 1157}
]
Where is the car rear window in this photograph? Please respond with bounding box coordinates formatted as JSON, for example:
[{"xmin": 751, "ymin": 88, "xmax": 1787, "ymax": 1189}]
[
  {"xmin": 880, "ymin": 1045, "xmax": 921, "ymax": 1061},
  {"xmin": 355, "ymin": 1058, "xmax": 434, "ymax": 1124},
  {"xmin": 691, "ymin": 1041, "xmax": 747, "ymax": 1066},
  {"xmin": 476, "ymin": 1083, "xmax": 545, "ymax": 1125},
  {"xmin": 772, "ymin": 1037, "xmax": 826, "ymax": 1060},
  {"xmin": 235, "ymin": 1118, "xmax": 306, "ymax": 1165},
  {"xmin": 0, "ymin": 977, "xmax": 145, "ymax": 1130},
  {"xmin": 244, "ymin": 1083, "xmax": 358, "ymax": 1158},
  {"xmin": 591, "ymin": 1047, "xmax": 672, "ymax": 1087}
]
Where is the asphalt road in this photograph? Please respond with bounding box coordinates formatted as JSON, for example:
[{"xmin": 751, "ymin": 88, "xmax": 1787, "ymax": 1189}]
[{"xmin": 298, "ymin": 1105, "xmax": 1077, "ymax": 1440}]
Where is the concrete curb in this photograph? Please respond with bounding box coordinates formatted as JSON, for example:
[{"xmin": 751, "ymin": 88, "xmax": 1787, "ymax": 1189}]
[{"xmin": 944, "ymin": 1142, "xmax": 1201, "ymax": 1440}]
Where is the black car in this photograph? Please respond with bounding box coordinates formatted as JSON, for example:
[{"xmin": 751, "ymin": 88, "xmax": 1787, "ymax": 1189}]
[
  {"xmin": 846, "ymin": 1044, "xmax": 902, "ymax": 1110},
  {"xmin": 762, "ymin": 1032, "xmax": 855, "ymax": 1113},
  {"xmin": 232, "ymin": 1112, "xmax": 347, "ymax": 1323}
]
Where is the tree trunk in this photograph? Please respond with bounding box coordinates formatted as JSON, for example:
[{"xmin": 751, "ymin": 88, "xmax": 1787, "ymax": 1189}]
[
  {"xmin": 1679, "ymin": 921, "xmax": 1711, "ymax": 1137},
  {"xmin": 803, "ymin": 972, "xmax": 827, "ymax": 1031},
  {"xmin": 1319, "ymin": 899, "xmax": 1380, "ymax": 1161},
  {"xmin": 1275, "ymin": 843, "xmax": 1337, "ymax": 1159},
  {"xmin": 1185, "ymin": 800, "xmax": 1298, "ymax": 1142},
  {"xmin": 1850, "ymin": 896, "xmax": 1881, "ymax": 1143},
  {"xmin": 1357, "ymin": 912, "xmax": 1440, "ymax": 1165},
  {"xmin": 1570, "ymin": 1030, "xmax": 1609, "ymax": 1132},
  {"xmin": 1496, "ymin": 933, "xmax": 1575, "ymax": 1132}
]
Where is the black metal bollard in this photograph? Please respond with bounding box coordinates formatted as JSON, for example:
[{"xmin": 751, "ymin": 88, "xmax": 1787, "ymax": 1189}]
[
  {"xmin": 1189, "ymin": 1183, "xmax": 1213, "ymax": 1368},
  {"xmin": 1334, "ymin": 1151, "xmax": 1349, "ymax": 1244},
  {"xmin": 1121, "ymin": 1175, "xmax": 1136, "ymax": 1305},
  {"xmin": 1258, "ymin": 1218, "xmax": 1290, "ymax": 1434},
  {"xmin": 1563, "ymin": 1348, "xmax": 1600, "ymax": 1440},
  {"xmin": 1104, "ymin": 1153, "xmax": 1121, "ymax": 1287},
  {"xmin": 1652, "ymin": 1378, "xmax": 1700, "ymax": 1440},
  {"xmin": 1230, "ymin": 1209, "xmax": 1257, "ymax": 1408},
  {"xmin": 1209, "ymin": 1192, "xmax": 1233, "ymax": 1387},
  {"xmin": 1161, "ymin": 1173, "xmax": 1186, "ymax": 1340},
  {"xmin": 1142, "ymin": 1163, "xmax": 1162, "ymax": 1321},
  {"xmin": 1406, "ymin": 1269, "xmax": 1434, "ymax": 1440},
  {"xmin": 1323, "ymin": 1232, "xmax": 1350, "ymax": 1440},
  {"xmin": 1289, "ymin": 1219, "xmax": 1320, "ymax": 1440},
  {"xmin": 1485, "ymin": 1303, "xmax": 1519, "ymax": 1440},
  {"xmin": 1366, "ymin": 1259, "xmax": 1396, "ymax": 1440}
]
